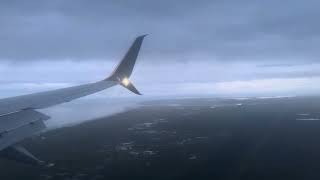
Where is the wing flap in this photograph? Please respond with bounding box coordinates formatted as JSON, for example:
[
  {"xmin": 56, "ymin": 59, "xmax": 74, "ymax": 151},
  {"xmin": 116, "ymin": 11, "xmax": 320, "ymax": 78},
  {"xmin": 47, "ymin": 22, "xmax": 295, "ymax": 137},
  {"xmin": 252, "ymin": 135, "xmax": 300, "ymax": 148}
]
[
  {"xmin": 0, "ymin": 119, "xmax": 46, "ymax": 151},
  {"xmin": 0, "ymin": 109, "xmax": 50, "ymax": 133}
]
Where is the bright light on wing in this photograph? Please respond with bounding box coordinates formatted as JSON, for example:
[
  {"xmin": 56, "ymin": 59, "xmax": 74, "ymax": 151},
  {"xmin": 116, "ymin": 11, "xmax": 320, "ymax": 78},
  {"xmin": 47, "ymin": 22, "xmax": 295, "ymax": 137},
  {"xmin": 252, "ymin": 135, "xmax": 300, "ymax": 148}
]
[{"xmin": 121, "ymin": 78, "xmax": 130, "ymax": 86}]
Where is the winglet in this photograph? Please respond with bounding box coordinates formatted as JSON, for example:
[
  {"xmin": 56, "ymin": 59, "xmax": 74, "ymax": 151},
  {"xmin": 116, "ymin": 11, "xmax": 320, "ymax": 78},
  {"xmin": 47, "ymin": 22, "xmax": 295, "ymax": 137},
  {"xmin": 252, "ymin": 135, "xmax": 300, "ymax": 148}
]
[
  {"xmin": 106, "ymin": 35, "xmax": 147, "ymax": 95},
  {"xmin": 107, "ymin": 34, "xmax": 147, "ymax": 81}
]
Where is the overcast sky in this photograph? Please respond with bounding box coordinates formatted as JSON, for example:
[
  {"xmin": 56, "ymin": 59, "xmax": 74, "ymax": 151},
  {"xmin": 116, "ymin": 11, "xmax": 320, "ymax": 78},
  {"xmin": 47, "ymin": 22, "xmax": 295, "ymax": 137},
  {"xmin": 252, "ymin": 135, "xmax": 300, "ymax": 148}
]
[{"xmin": 0, "ymin": 0, "xmax": 320, "ymax": 98}]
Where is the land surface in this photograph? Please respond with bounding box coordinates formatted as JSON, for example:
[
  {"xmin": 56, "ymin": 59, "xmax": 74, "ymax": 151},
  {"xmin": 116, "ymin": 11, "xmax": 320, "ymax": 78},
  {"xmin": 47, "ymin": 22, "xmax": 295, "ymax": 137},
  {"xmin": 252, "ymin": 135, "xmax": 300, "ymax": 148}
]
[{"xmin": 1, "ymin": 97, "xmax": 320, "ymax": 180}]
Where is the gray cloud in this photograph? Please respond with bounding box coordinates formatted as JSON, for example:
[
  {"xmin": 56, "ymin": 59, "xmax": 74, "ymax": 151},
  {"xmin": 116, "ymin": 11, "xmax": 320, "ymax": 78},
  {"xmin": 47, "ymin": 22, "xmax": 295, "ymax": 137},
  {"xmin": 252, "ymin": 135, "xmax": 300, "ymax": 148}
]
[
  {"xmin": 1, "ymin": 0, "xmax": 320, "ymax": 97},
  {"xmin": 0, "ymin": 0, "xmax": 320, "ymax": 62}
]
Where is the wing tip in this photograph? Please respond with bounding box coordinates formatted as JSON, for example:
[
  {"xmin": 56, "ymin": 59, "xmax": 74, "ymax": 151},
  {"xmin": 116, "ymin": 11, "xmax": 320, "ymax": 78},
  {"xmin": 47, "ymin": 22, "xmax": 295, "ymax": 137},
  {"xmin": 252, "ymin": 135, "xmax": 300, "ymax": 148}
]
[{"xmin": 138, "ymin": 34, "xmax": 148, "ymax": 38}]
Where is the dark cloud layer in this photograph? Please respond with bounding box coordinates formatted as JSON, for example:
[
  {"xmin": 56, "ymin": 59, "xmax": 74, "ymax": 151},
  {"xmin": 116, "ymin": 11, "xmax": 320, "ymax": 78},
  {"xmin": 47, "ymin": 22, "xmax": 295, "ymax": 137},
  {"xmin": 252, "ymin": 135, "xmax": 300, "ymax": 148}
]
[{"xmin": 0, "ymin": 0, "xmax": 319, "ymax": 62}]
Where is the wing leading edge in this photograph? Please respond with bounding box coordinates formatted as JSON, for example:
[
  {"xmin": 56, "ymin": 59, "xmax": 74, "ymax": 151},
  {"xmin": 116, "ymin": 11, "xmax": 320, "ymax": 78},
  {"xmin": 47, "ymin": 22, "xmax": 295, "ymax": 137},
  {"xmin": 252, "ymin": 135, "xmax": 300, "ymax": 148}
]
[{"xmin": 0, "ymin": 35, "xmax": 147, "ymax": 165}]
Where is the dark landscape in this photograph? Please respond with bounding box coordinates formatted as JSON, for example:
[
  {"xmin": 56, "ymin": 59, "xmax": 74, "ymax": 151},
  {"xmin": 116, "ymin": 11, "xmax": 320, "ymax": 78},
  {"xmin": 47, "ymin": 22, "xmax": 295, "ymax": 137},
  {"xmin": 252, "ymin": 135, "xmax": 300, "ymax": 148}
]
[{"xmin": 1, "ymin": 96, "xmax": 320, "ymax": 180}]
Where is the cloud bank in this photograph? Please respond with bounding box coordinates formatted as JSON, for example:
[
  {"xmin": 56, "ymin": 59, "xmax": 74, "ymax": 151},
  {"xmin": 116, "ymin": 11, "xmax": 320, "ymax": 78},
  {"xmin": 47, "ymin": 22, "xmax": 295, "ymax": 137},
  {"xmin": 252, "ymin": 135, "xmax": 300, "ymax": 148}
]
[{"xmin": 0, "ymin": 0, "xmax": 320, "ymax": 97}]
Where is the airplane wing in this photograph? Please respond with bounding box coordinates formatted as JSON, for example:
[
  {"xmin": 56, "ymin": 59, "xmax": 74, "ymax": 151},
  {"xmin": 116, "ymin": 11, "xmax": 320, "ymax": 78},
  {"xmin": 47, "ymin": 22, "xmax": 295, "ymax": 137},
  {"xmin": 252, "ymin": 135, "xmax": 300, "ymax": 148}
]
[{"xmin": 0, "ymin": 35, "xmax": 147, "ymax": 166}]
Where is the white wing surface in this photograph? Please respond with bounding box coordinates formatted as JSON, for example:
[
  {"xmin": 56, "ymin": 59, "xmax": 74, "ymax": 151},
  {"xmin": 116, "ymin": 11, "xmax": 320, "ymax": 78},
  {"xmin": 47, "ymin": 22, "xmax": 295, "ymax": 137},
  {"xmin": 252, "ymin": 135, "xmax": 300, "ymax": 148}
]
[{"xmin": 0, "ymin": 35, "xmax": 147, "ymax": 165}]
